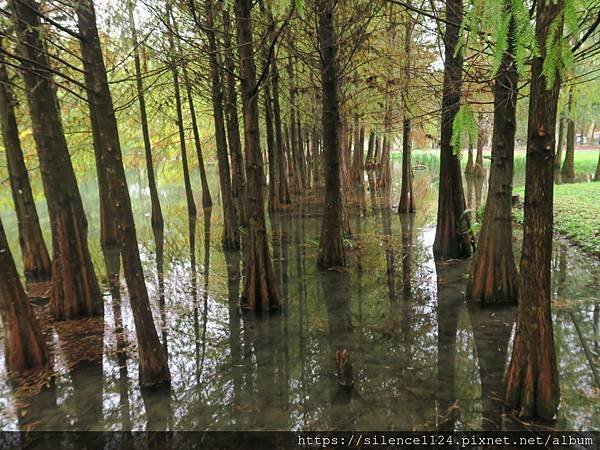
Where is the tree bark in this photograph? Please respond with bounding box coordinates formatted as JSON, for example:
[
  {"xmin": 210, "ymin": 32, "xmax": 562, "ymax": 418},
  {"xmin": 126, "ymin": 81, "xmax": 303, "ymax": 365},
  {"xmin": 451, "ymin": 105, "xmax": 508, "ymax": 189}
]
[
  {"xmin": 287, "ymin": 55, "xmax": 304, "ymax": 194},
  {"xmin": 127, "ymin": 0, "xmax": 163, "ymax": 230},
  {"xmin": 10, "ymin": 0, "xmax": 103, "ymax": 319},
  {"xmin": 366, "ymin": 130, "xmax": 375, "ymax": 165},
  {"xmin": 77, "ymin": 0, "xmax": 170, "ymax": 386},
  {"xmin": 398, "ymin": 118, "xmax": 416, "ymax": 213},
  {"xmin": 264, "ymin": 78, "xmax": 280, "ymax": 211},
  {"xmin": 595, "ymin": 149, "xmax": 600, "ymax": 181},
  {"xmin": 475, "ymin": 112, "xmax": 485, "ymax": 177},
  {"xmin": 222, "ymin": 6, "xmax": 248, "ymax": 223},
  {"xmin": 465, "ymin": 145, "xmax": 474, "ymax": 174},
  {"xmin": 317, "ymin": 0, "xmax": 346, "ymax": 269},
  {"xmin": 270, "ymin": 47, "xmax": 292, "ymax": 204},
  {"xmin": 259, "ymin": 6, "xmax": 280, "ymax": 212},
  {"xmin": 433, "ymin": 0, "xmax": 472, "ymax": 259},
  {"xmin": 0, "ymin": 45, "xmax": 51, "ymax": 284},
  {"xmin": 466, "ymin": 16, "xmax": 519, "ymax": 305},
  {"xmin": 560, "ymin": 88, "xmax": 575, "ymax": 181},
  {"xmin": 234, "ymin": 0, "xmax": 280, "ymax": 310},
  {"xmin": 505, "ymin": 0, "xmax": 563, "ymax": 420},
  {"xmin": 0, "ymin": 217, "xmax": 50, "ymax": 375},
  {"xmin": 203, "ymin": 0, "xmax": 240, "ymax": 249},
  {"xmin": 555, "ymin": 116, "xmax": 565, "ymax": 169}
]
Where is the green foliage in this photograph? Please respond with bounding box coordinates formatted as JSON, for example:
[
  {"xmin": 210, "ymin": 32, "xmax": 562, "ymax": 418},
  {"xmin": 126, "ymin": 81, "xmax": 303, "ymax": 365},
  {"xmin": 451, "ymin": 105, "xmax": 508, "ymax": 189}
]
[
  {"xmin": 451, "ymin": 104, "xmax": 478, "ymax": 155},
  {"xmin": 541, "ymin": 0, "xmax": 583, "ymax": 89},
  {"xmin": 459, "ymin": 0, "xmax": 537, "ymax": 76}
]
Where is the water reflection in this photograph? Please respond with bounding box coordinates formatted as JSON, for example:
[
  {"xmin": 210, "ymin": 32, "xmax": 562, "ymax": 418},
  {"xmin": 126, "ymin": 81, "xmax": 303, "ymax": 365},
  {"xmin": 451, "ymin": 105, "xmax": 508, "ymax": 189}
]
[
  {"xmin": 434, "ymin": 260, "xmax": 465, "ymax": 430},
  {"xmin": 467, "ymin": 305, "xmax": 515, "ymax": 430},
  {"xmin": 0, "ymin": 167, "xmax": 598, "ymax": 432}
]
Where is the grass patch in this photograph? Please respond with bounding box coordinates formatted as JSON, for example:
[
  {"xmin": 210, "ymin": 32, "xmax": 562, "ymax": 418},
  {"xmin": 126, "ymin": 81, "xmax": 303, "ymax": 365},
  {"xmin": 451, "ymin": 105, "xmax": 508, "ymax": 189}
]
[
  {"xmin": 394, "ymin": 148, "xmax": 599, "ymax": 178},
  {"xmin": 514, "ymin": 182, "xmax": 600, "ymax": 256}
]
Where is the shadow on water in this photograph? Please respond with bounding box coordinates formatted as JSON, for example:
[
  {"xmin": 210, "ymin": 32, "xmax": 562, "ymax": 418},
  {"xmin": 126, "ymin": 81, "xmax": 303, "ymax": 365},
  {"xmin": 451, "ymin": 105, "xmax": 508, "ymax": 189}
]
[{"xmin": 0, "ymin": 166, "xmax": 598, "ymax": 432}]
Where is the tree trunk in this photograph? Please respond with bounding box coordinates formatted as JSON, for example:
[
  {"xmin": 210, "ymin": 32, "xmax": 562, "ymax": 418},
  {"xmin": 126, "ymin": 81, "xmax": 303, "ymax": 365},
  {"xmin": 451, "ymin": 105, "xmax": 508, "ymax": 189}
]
[
  {"xmin": 259, "ymin": 7, "xmax": 280, "ymax": 212},
  {"xmin": 11, "ymin": 0, "xmax": 103, "ymax": 319},
  {"xmin": 0, "ymin": 46, "xmax": 51, "ymax": 284},
  {"xmin": 222, "ymin": 6, "xmax": 248, "ymax": 224},
  {"xmin": 287, "ymin": 55, "xmax": 303, "ymax": 194},
  {"xmin": 127, "ymin": 0, "xmax": 163, "ymax": 230},
  {"xmin": 466, "ymin": 16, "xmax": 519, "ymax": 305},
  {"xmin": 234, "ymin": 0, "xmax": 280, "ymax": 311},
  {"xmin": 555, "ymin": 116, "xmax": 565, "ymax": 169},
  {"xmin": 166, "ymin": 2, "xmax": 196, "ymax": 219},
  {"xmin": 270, "ymin": 47, "xmax": 292, "ymax": 204},
  {"xmin": 475, "ymin": 112, "xmax": 485, "ymax": 177},
  {"xmin": 0, "ymin": 217, "xmax": 50, "ymax": 375},
  {"xmin": 77, "ymin": 0, "xmax": 170, "ymax": 386},
  {"xmin": 560, "ymin": 88, "xmax": 575, "ymax": 181},
  {"xmin": 594, "ymin": 149, "xmax": 600, "ymax": 181},
  {"xmin": 398, "ymin": 118, "xmax": 416, "ymax": 213},
  {"xmin": 182, "ymin": 65, "xmax": 212, "ymax": 208},
  {"xmin": 465, "ymin": 145, "xmax": 474, "ymax": 174},
  {"xmin": 433, "ymin": 0, "xmax": 471, "ymax": 259},
  {"xmin": 374, "ymin": 134, "xmax": 381, "ymax": 163},
  {"xmin": 317, "ymin": 0, "xmax": 346, "ymax": 269},
  {"xmin": 264, "ymin": 79, "xmax": 280, "ymax": 211},
  {"xmin": 203, "ymin": 0, "xmax": 240, "ymax": 249},
  {"xmin": 505, "ymin": 0, "xmax": 563, "ymax": 420},
  {"xmin": 366, "ymin": 130, "xmax": 375, "ymax": 165}
]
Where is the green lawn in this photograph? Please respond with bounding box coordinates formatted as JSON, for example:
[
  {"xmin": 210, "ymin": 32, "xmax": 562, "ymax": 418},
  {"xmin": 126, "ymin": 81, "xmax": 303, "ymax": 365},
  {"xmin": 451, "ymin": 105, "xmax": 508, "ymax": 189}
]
[
  {"xmin": 514, "ymin": 182, "xmax": 600, "ymax": 256},
  {"xmin": 394, "ymin": 147, "xmax": 600, "ymax": 178}
]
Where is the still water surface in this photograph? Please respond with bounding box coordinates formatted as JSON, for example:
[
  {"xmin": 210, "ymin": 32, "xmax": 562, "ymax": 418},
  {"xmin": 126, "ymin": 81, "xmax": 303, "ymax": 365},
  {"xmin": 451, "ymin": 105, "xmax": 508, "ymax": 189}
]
[{"xmin": 0, "ymin": 161, "xmax": 598, "ymax": 431}]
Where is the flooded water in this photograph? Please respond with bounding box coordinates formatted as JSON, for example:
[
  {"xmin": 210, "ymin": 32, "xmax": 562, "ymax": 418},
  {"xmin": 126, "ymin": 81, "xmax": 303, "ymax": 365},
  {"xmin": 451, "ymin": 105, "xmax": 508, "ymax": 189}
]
[{"xmin": 0, "ymin": 160, "xmax": 598, "ymax": 432}]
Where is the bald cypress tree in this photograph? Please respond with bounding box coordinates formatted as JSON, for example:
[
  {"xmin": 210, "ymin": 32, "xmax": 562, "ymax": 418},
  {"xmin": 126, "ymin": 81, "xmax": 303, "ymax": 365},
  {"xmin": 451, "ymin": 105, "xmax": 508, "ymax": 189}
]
[
  {"xmin": 317, "ymin": 0, "xmax": 346, "ymax": 268},
  {"xmin": 467, "ymin": 8, "xmax": 520, "ymax": 305},
  {"xmin": 0, "ymin": 42, "xmax": 51, "ymax": 284},
  {"xmin": 433, "ymin": 0, "xmax": 472, "ymax": 259},
  {"xmin": 505, "ymin": 0, "xmax": 565, "ymax": 419},
  {"xmin": 234, "ymin": 0, "xmax": 280, "ymax": 310},
  {"xmin": 10, "ymin": 0, "xmax": 102, "ymax": 319},
  {"xmin": 0, "ymin": 216, "xmax": 50, "ymax": 375},
  {"xmin": 76, "ymin": 0, "xmax": 170, "ymax": 387}
]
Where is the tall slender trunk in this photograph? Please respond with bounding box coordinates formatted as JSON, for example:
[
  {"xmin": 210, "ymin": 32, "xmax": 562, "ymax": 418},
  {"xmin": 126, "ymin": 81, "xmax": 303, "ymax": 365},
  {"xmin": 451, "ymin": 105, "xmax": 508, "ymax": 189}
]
[
  {"xmin": 166, "ymin": 2, "xmax": 196, "ymax": 219},
  {"xmin": 475, "ymin": 112, "xmax": 485, "ymax": 177},
  {"xmin": 287, "ymin": 55, "xmax": 303, "ymax": 194},
  {"xmin": 182, "ymin": 65, "xmax": 212, "ymax": 208},
  {"xmin": 127, "ymin": 0, "xmax": 163, "ymax": 230},
  {"xmin": 259, "ymin": 6, "xmax": 280, "ymax": 212},
  {"xmin": 399, "ymin": 13, "xmax": 415, "ymax": 215},
  {"xmin": 0, "ymin": 217, "xmax": 50, "ymax": 375},
  {"xmin": 466, "ymin": 15, "xmax": 519, "ymax": 305},
  {"xmin": 11, "ymin": 0, "xmax": 102, "ymax": 319},
  {"xmin": 270, "ymin": 50, "xmax": 292, "ymax": 204},
  {"xmin": 555, "ymin": 116, "xmax": 565, "ymax": 169},
  {"xmin": 433, "ymin": 0, "xmax": 471, "ymax": 259},
  {"xmin": 0, "ymin": 46, "xmax": 51, "ymax": 284},
  {"xmin": 222, "ymin": 6, "xmax": 248, "ymax": 224},
  {"xmin": 203, "ymin": 0, "xmax": 240, "ymax": 249},
  {"xmin": 560, "ymin": 88, "xmax": 575, "ymax": 181},
  {"xmin": 366, "ymin": 130, "xmax": 375, "ymax": 164},
  {"xmin": 264, "ymin": 79, "xmax": 280, "ymax": 211},
  {"xmin": 398, "ymin": 118, "xmax": 415, "ymax": 213},
  {"xmin": 77, "ymin": 0, "xmax": 170, "ymax": 386},
  {"xmin": 595, "ymin": 149, "xmax": 600, "ymax": 181},
  {"xmin": 465, "ymin": 146, "xmax": 474, "ymax": 174},
  {"xmin": 505, "ymin": 0, "xmax": 563, "ymax": 420},
  {"xmin": 234, "ymin": 0, "xmax": 279, "ymax": 310},
  {"xmin": 317, "ymin": 0, "xmax": 346, "ymax": 269}
]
